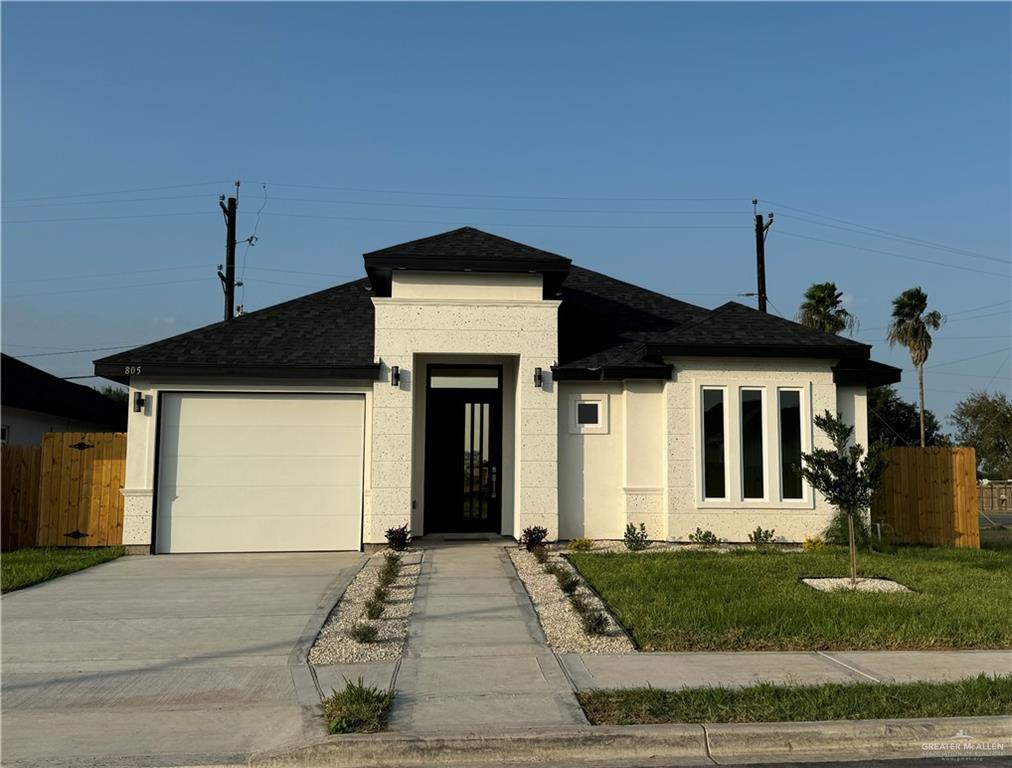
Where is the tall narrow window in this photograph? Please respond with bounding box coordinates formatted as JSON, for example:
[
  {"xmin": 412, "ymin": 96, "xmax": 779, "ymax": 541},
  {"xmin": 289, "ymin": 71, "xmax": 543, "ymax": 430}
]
[
  {"xmin": 702, "ymin": 389, "xmax": 726, "ymax": 499},
  {"xmin": 779, "ymin": 390, "xmax": 804, "ymax": 500},
  {"xmin": 741, "ymin": 389, "xmax": 764, "ymax": 499}
]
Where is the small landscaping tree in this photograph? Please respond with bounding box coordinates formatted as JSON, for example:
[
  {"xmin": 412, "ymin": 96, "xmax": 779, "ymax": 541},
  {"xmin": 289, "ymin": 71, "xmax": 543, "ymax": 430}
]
[{"xmin": 801, "ymin": 411, "xmax": 888, "ymax": 586}]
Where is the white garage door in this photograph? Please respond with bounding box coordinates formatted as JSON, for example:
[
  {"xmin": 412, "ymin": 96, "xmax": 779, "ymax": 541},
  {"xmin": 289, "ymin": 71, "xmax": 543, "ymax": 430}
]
[{"xmin": 156, "ymin": 393, "xmax": 364, "ymax": 553}]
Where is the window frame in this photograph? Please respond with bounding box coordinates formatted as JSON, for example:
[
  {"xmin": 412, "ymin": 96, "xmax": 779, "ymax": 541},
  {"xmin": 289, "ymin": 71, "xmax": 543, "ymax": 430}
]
[
  {"xmin": 739, "ymin": 386, "xmax": 768, "ymax": 502},
  {"xmin": 698, "ymin": 386, "xmax": 730, "ymax": 502},
  {"xmin": 776, "ymin": 386, "xmax": 809, "ymax": 504},
  {"xmin": 569, "ymin": 395, "xmax": 608, "ymax": 435}
]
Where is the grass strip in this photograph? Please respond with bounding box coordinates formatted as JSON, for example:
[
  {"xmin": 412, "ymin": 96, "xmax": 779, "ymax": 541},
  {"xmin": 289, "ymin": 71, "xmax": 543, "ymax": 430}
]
[
  {"xmin": 579, "ymin": 674, "xmax": 1012, "ymax": 725},
  {"xmin": 568, "ymin": 547, "xmax": 1012, "ymax": 651},
  {"xmin": 1, "ymin": 546, "xmax": 125, "ymax": 593},
  {"xmin": 323, "ymin": 678, "xmax": 395, "ymax": 733}
]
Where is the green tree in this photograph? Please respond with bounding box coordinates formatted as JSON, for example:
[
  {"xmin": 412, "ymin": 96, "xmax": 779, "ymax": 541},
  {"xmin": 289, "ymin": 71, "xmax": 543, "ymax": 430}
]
[
  {"xmin": 951, "ymin": 391, "xmax": 1012, "ymax": 480},
  {"xmin": 796, "ymin": 282, "xmax": 858, "ymax": 335},
  {"xmin": 886, "ymin": 287, "xmax": 943, "ymax": 447},
  {"xmin": 801, "ymin": 411, "xmax": 888, "ymax": 586},
  {"xmin": 96, "ymin": 384, "xmax": 128, "ymax": 405},
  {"xmin": 867, "ymin": 386, "xmax": 949, "ymax": 447}
]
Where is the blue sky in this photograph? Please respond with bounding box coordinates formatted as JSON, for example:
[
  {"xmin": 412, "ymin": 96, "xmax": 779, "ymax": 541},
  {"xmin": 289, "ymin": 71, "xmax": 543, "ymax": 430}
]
[{"xmin": 3, "ymin": 2, "xmax": 1009, "ymax": 428}]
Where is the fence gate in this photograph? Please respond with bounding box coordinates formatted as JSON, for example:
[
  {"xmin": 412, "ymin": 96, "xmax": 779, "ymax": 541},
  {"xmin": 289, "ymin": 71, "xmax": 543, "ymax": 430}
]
[
  {"xmin": 871, "ymin": 446, "xmax": 980, "ymax": 548},
  {"xmin": 37, "ymin": 432, "xmax": 127, "ymax": 547}
]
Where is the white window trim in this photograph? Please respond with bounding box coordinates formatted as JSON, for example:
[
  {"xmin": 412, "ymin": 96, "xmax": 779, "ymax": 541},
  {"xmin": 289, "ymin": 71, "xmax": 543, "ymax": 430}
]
[
  {"xmin": 697, "ymin": 385, "xmax": 730, "ymax": 503},
  {"xmin": 739, "ymin": 386, "xmax": 768, "ymax": 502},
  {"xmin": 569, "ymin": 395, "xmax": 608, "ymax": 434},
  {"xmin": 777, "ymin": 386, "xmax": 811, "ymax": 505}
]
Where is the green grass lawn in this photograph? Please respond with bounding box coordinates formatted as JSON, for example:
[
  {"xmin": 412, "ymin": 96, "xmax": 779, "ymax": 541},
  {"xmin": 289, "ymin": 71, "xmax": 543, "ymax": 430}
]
[
  {"xmin": 579, "ymin": 674, "xmax": 1012, "ymax": 725},
  {"xmin": 322, "ymin": 678, "xmax": 395, "ymax": 733},
  {"xmin": 568, "ymin": 547, "xmax": 1012, "ymax": 651},
  {"xmin": 1, "ymin": 547, "xmax": 125, "ymax": 593}
]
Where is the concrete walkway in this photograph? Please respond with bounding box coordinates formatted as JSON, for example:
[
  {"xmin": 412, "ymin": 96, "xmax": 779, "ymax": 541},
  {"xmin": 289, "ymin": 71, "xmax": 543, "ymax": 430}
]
[
  {"xmin": 1, "ymin": 551, "xmax": 365, "ymax": 767},
  {"xmin": 387, "ymin": 539, "xmax": 584, "ymax": 731},
  {"xmin": 562, "ymin": 649, "xmax": 1012, "ymax": 690}
]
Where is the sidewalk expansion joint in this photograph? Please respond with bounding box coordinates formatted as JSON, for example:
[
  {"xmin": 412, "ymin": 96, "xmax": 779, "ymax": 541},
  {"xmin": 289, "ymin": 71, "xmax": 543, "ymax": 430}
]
[{"xmin": 816, "ymin": 651, "xmax": 881, "ymax": 682}]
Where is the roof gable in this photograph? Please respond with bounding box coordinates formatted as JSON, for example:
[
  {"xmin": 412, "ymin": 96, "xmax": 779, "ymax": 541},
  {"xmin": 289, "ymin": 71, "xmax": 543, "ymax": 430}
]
[
  {"xmin": 2, "ymin": 354, "xmax": 127, "ymax": 428},
  {"xmin": 646, "ymin": 301, "xmax": 871, "ymax": 359},
  {"xmin": 364, "ymin": 227, "xmax": 571, "ymax": 296}
]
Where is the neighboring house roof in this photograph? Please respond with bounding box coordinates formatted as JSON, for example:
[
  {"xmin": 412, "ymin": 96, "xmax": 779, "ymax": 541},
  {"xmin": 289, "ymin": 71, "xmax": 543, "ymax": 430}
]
[
  {"xmin": 94, "ymin": 227, "xmax": 900, "ymax": 387},
  {"xmin": 2, "ymin": 353, "xmax": 127, "ymax": 429}
]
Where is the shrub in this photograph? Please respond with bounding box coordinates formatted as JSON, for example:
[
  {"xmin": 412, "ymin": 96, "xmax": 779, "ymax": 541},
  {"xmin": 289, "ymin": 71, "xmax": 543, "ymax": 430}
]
[
  {"xmin": 624, "ymin": 523, "xmax": 649, "ymax": 552},
  {"xmin": 688, "ymin": 528, "xmax": 720, "ymax": 547},
  {"xmin": 385, "ymin": 524, "xmax": 411, "ymax": 552},
  {"xmin": 748, "ymin": 527, "xmax": 777, "ymax": 547},
  {"xmin": 380, "ymin": 557, "xmax": 402, "ymax": 581},
  {"xmin": 383, "ymin": 552, "xmax": 402, "ymax": 567},
  {"xmin": 543, "ymin": 562, "xmax": 564, "ymax": 578},
  {"xmin": 323, "ymin": 677, "xmax": 394, "ymax": 734},
  {"xmin": 373, "ymin": 586, "xmax": 389, "ymax": 603},
  {"xmin": 580, "ymin": 609, "xmax": 609, "ymax": 635},
  {"xmin": 520, "ymin": 526, "xmax": 549, "ymax": 552},
  {"xmin": 823, "ymin": 510, "xmax": 871, "ymax": 548},
  {"xmin": 377, "ymin": 568, "xmax": 397, "ymax": 588},
  {"xmin": 364, "ymin": 598, "xmax": 385, "ymax": 620},
  {"xmin": 348, "ymin": 622, "xmax": 378, "ymax": 644},
  {"xmin": 556, "ymin": 571, "xmax": 580, "ymax": 595},
  {"xmin": 531, "ymin": 545, "xmax": 550, "ymax": 564},
  {"xmin": 567, "ymin": 538, "xmax": 593, "ymax": 552},
  {"xmin": 569, "ymin": 593, "xmax": 589, "ymax": 614},
  {"xmin": 802, "ymin": 536, "xmax": 827, "ymax": 552}
]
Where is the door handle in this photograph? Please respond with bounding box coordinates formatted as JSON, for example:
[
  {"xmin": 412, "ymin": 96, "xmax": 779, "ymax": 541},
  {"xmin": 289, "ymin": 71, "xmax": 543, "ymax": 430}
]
[{"xmin": 490, "ymin": 466, "xmax": 497, "ymax": 499}]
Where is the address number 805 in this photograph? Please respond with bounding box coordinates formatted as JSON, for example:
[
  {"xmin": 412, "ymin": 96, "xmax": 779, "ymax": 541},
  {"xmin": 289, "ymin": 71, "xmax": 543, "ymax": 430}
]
[{"xmin": 124, "ymin": 366, "xmax": 142, "ymax": 375}]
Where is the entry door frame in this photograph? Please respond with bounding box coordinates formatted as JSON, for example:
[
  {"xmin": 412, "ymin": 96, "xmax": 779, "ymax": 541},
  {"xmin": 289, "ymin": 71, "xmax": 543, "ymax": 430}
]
[{"xmin": 423, "ymin": 364, "xmax": 504, "ymax": 534}]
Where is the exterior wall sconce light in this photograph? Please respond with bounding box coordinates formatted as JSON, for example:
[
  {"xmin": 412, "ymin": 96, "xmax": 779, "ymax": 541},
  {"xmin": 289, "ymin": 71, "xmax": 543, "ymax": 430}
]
[
  {"xmin": 533, "ymin": 367, "xmax": 544, "ymax": 388},
  {"xmin": 391, "ymin": 365, "xmax": 401, "ymax": 387},
  {"xmin": 133, "ymin": 391, "xmax": 146, "ymax": 413}
]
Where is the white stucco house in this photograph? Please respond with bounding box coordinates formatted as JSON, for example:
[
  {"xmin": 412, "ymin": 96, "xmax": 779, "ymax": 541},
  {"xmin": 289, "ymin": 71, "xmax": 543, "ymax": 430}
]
[{"xmin": 95, "ymin": 227, "xmax": 900, "ymax": 554}]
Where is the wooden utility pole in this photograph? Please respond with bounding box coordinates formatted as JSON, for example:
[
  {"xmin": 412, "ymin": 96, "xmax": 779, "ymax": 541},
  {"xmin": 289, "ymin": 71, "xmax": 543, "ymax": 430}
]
[
  {"xmin": 218, "ymin": 183, "xmax": 239, "ymax": 321},
  {"xmin": 752, "ymin": 199, "xmax": 773, "ymax": 313}
]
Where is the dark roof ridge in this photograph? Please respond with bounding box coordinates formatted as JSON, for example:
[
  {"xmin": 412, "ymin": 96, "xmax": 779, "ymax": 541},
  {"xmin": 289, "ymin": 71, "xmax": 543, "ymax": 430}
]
[{"xmin": 562, "ymin": 264, "xmax": 710, "ymax": 317}]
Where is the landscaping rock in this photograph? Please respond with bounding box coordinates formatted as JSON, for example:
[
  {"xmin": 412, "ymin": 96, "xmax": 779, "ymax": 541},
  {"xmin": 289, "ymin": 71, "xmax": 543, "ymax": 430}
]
[
  {"xmin": 508, "ymin": 548, "xmax": 634, "ymax": 654},
  {"xmin": 309, "ymin": 550, "xmax": 421, "ymax": 664},
  {"xmin": 802, "ymin": 577, "xmax": 910, "ymax": 593}
]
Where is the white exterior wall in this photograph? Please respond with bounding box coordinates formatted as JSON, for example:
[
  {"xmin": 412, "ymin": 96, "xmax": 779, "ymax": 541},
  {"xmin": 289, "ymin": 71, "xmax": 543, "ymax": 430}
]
[
  {"xmin": 120, "ymin": 378, "xmax": 373, "ymax": 549},
  {"xmin": 665, "ymin": 358, "xmax": 842, "ymax": 543},
  {"xmin": 836, "ymin": 384, "xmax": 869, "ymax": 449},
  {"xmin": 1, "ymin": 405, "xmax": 122, "ymax": 445},
  {"xmin": 371, "ymin": 294, "xmax": 559, "ymax": 543},
  {"xmin": 391, "ymin": 271, "xmax": 543, "ymax": 301}
]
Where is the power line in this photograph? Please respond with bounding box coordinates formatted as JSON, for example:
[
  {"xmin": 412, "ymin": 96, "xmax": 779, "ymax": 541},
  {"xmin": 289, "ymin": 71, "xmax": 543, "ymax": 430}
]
[
  {"xmin": 3, "ymin": 181, "xmax": 229, "ymax": 204},
  {"xmin": 774, "ymin": 229, "xmax": 1009, "ymax": 278},
  {"xmin": 4, "ymin": 211, "xmax": 217, "ymax": 224},
  {"xmin": 4, "ymin": 264, "xmax": 209, "ymax": 285},
  {"xmin": 263, "ymin": 211, "xmax": 750, "ymax": 230},
  {"xmin": 8, "ymin": 277, "xmax": 209, "ymax": 299},
  {"xmin": 925, "ymin": 347, "xmax": 1012, "ymax": 369},
  {"xmin": 17, "ymin": 344, "xmax": 145, "ymax": 358},
  {"xmin": 761, "ymin": 199, "xmax": 1003, "ymax": 264},
  {"xmin": 237, "ymin": 184, "xmax": 268, "ymax": 310},
  {"xmin": 2, "ymin": 193, "xmax": 214, "ymax": 210}
]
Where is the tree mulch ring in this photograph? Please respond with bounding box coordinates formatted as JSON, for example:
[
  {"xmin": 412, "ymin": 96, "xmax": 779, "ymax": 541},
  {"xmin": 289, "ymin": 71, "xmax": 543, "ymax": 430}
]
[{"xmin": 802, "ymin": 576, "xmax": 910, "ymax": 593}]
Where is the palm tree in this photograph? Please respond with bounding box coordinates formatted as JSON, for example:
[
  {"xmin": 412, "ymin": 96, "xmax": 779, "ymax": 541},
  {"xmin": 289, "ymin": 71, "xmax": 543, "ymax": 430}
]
[
  {"xmin": 796, "ymin": 282, "xmax": 858, "ymax": 335},
  {"xmin": 887, "ymin": 287, "xmax": 944, "ymax": 447}
]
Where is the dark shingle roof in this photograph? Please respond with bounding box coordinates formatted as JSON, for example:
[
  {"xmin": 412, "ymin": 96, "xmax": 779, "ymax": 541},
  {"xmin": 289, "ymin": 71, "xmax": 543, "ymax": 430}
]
[
  {"xmin": 2, "ymin": 353, "xmax": 127, "ymax": 429},
  {"xmin": 644, "ymin": 301, "xmax": 872, "ymax": 359},
  {"xmin": 94, "ymin": 279, "xmax": 378, "ymax": 381},
  {"xmin": 93, "ymin": 228, "xmax": 896, "ymax": 387}
]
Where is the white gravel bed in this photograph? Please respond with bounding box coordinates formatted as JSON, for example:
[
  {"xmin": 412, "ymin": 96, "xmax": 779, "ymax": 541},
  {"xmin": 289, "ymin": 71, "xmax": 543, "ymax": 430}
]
[
  {"xmin": 569, "ymin": 540, "xmax": 802, "ymax": 554},
  {"xmin": 802, "ymin": 576, "xmax": 910, "ymax": 593},
  {"xmin": 309, "ymin": 550, "xmax": 420, "ymax": 664},
  {"xmin": 508, "ymin": 548, "xmax": 635, "ymax": 655}
]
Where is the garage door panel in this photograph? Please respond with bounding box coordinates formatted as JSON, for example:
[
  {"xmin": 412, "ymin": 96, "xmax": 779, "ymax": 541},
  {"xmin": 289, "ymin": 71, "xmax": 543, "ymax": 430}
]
[
  {"xmin": 163, "ymin": 395, "xmax": 363, "ymax": 428},
  {"xmin": 169, "ymin": 425, "xmax": 364, "ymax": 458},
  {"xmin": 164, "ymin": 455, "xmax": 363, "ymax": 487},
  {"xmin": 156, "ymin": 393, "xmax": 364, "ymax": 553}
]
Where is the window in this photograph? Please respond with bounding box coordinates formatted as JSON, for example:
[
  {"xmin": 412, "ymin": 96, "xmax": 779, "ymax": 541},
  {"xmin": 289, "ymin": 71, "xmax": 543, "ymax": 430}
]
[
  {"xmin": 430, "ymin": 367, "xmax": 499, "ymax": 389},
  {"xmin": 702, "ymin": 388, "xmax": 726, "ymax": 499},
  {"xmin": 570, "ymin": 396, "xmax": 608, "ymax": 434},
  {"xmin": 577, "ymin": 402, "xmax": 599, "ymax": 425},
  {"xmin": 779, "ymin": 389, "xmax": 804, "ymax": 500},
  {"xmin": 741, "ymin": 389, "xmax": 764, "ymax": 499}
]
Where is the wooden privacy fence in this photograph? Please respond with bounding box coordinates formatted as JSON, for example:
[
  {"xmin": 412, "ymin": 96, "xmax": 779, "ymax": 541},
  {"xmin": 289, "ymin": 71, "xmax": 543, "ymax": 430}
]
[
  {"xmin": 871, "ymin": 446, "xmax": 980, "ymax": 549},
  {"xmin": 2, "ymin": 444, "xmax": 43, "ymax": 551},
  {"xmin": 1, "ymin": 432, "xmax": 126, "ymax": 550},
  {"xmin": 978, "ymin": 482, "xmax": 1011, "ymax": 513}
]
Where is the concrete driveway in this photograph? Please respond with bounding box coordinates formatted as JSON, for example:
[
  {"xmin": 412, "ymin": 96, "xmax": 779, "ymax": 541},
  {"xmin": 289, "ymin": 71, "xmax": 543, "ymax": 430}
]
[{"xmin": 1, "ymin": 551, "xmax": 365, "ymax": 767}]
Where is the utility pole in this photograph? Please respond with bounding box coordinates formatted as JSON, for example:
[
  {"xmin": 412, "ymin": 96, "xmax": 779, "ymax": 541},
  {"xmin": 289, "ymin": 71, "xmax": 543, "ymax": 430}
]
[
  {"xmin": 752, "ymin": 199, "xmax": 774, "ymax": 313},
  {"xmin": 218, "ymin": 181, "xmax": 239, "ymax": 321}
]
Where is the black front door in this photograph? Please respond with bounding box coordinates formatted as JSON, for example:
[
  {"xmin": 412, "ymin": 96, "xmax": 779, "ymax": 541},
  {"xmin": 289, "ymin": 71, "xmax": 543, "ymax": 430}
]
[{"xmin": 424, "ymin": 367, "xmax": 503, "ymax": 533}]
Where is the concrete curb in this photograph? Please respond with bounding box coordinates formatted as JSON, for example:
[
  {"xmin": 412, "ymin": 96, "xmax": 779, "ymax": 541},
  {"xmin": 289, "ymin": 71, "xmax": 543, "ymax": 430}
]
[{"xmin": 249, "ymin": 715, "xmax": 1011, "ymax": 767}]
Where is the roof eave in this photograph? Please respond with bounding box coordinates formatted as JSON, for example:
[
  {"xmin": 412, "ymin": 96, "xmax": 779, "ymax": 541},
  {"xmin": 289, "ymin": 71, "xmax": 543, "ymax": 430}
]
[
  {"xmin": 552, "ymin": 364, "xmax": 673, "ymax": 381},
  {"xmin": 647, "ymin": 343, "xmax": 871, "ymax": 360},
  {"xmin": 93, "ymin": 362, "xmax": 383, "ymax": 383}
]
